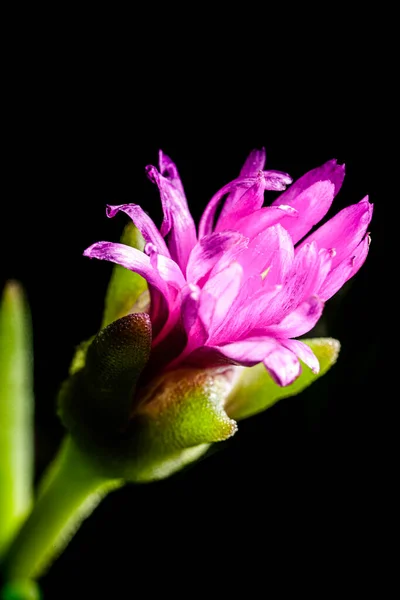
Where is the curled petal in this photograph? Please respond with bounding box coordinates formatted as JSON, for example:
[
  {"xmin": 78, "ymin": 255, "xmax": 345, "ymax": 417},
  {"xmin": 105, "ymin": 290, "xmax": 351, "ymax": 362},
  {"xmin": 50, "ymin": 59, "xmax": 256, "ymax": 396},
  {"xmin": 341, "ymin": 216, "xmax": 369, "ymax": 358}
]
[
  {"xmin": 84, "ymin": 242, "xmax": 170, "ymax": 299},
  {"xmin": 216, "ymin": 147, "xmax": 267, "ymax": 236},
  {"xmin": 146, "ymin": 163, "xmax": 197, "ymax": 271},
  {"xmin": 107, "ymin": 204, "xmax": 170, "ymax": 257},
  {"xmin": 158, "ymin": 150, "xmax": 186, "ymax": 197},
  {"xmin": 199, "ymin": 171, "xmax": 292, "ymax": 238}
]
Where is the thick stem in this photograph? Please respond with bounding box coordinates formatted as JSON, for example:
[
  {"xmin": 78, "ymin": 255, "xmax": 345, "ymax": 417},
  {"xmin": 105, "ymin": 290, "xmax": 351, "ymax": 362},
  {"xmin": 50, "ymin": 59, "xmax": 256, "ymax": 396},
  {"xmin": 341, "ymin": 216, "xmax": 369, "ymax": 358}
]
[{"xmin": 2, "ymin": 437, "xmax": 123, "ymax": 581}]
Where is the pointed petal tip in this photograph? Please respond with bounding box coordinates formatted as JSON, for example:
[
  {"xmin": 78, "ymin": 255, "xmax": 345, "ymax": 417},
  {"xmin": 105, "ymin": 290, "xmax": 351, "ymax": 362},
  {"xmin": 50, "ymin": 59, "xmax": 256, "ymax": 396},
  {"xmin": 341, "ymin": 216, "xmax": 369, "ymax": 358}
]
[
  {"xmin": 145, "ymin": 164, "xmax": 158, "ymax": 183},
  {"xmin": 106, "ymin": 204, "xmax": 119, "ymax": 218},
  {"xmin": 83, "ymin": 242, "xmax": 106, "ymax": 258}
]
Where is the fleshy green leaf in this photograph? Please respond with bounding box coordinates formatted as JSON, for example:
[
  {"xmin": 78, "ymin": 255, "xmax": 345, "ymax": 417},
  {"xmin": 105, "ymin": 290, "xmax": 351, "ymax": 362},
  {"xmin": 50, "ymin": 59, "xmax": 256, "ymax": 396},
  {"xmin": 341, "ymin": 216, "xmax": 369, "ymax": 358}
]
[
  {"xmin": 1, "ymin": 579, "xmax": 41, "ymax": 600},
  {"xmin": 0, "ymin": 282, "xmax": 34, "ymax": 559},
  {"xmin": 102, "ymin": 222, "xmax": 148, "ymax": 328},
  {"xmin": 225, "ymin": 338, "xmax": 340, "ymax": 421}
]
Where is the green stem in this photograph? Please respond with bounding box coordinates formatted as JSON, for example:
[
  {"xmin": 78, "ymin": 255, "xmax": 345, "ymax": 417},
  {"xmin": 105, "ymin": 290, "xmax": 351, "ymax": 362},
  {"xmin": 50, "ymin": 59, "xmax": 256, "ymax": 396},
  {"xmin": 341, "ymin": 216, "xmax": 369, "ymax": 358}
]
[{"xmin": 2, "ymin": 437, "xmax": 123, "ymax": 581}]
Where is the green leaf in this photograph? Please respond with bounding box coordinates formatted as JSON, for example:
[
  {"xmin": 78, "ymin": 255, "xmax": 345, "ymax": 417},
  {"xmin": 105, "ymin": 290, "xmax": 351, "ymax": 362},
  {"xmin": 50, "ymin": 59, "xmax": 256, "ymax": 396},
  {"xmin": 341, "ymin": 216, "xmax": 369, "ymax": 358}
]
[
  {"xmin": 102, "ymin": 222, "xmax": 148, "ymax": 328},
  {"xmin": 1, "ymin": 579, "xmax": 41, "ymax": 600},
  {"xmin": 225, "ymin": 338, "xmax": 340, "ymax": 421},
  {"xmin": 0, "ymin": 282, "xmax": 34, "ymax": 559}
]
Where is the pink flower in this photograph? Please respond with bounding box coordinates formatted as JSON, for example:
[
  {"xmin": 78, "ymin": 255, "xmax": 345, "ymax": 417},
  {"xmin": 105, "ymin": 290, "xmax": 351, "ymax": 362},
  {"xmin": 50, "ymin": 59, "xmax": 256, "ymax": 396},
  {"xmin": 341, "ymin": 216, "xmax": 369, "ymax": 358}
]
[{"xmin": 84, "ymin": 149, "xmax": 372, "ymax": 387}]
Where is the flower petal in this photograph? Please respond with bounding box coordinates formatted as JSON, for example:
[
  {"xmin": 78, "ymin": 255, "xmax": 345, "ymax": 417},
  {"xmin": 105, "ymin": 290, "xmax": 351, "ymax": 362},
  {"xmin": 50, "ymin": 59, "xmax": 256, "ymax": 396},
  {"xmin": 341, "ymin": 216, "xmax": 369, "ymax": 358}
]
[
  {"xmin": 263, "ymin": 296, "xmax": 324, "ymax": 338},
  {"xmin": 199, "ymin": 172, "xmax": 292, "ymax": 238},
  {"xmin": 236, "ymin": 223, "xmax": 294, "ymax": 284},
  {"xmin": 234, "ymin": 205, "xmax": 298, "ymax": 239},
  {"xmin": 272, "ymin": 159, "xmax": 345, "ymax": 243},
  {"xmin": 208, "ymin": 225, "xmax": 294, "ymax": 344},
  {"xmin": 186, "ymin": 231, "xmax": 248, "ymax": 285},
  {"xmin": 281, "ymin": 339, "xmax": 320, "ymax": 373},
  {"xmin": 217, "ymin": 148, "xmax": 266, "ymax": 226},
  {"xmin": 200, "ymin": 262, "xmax": 244, "ymax": 333},
  {"xmin": 239, "ymin": 147, "xmax": 267, "ymax": 176},
  {"xmin": 318, "ymin": 232, "xmax": 371, "ymax": 300},
  {"xmin": 107, "ymin": 204, "xmax": 170, "ymax": 257},
  {"xmin": 146, "ymin": 160, "xmax": 197, "ymax": 271},
  {"xmin": 263, "ymin": 345, "xmax": 302, "ymax": 386},
  {"xmin": 216, "ymin": 171, "xmax": 293, "ymax": 233},
  {"xmin": 258, "ymin": 243, "xmax": 331, "ymax": 325},
  {"xmin": 158, "ymin": 150, "xmax": 186, "ymax": 197},
  {"xmin": 150, "ymin": 253, "xmax": 186, "ymax": 290},
  {"xmin": 298, "ymin": 197, "xmax": 373, "ymax": 268},
  {"xmin": 215, "ymin": 337, "xmax": 279, "ymax": 365},
  {"xmin": 84, "ymin": 242, "xmax": 170, "ymax": 298}
]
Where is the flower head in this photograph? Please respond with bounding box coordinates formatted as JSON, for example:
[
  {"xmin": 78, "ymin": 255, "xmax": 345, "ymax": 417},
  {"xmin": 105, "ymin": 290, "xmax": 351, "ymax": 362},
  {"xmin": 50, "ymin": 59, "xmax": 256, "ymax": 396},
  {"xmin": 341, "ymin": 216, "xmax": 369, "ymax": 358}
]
[{"xmin": 84, "ymin": 148, "xmax": 372, "ymax": 388}]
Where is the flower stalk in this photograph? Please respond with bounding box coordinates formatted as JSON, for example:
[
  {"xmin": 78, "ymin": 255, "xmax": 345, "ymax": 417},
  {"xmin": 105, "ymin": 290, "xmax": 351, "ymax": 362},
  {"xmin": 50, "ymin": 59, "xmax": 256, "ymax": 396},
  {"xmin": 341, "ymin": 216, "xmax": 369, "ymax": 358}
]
[{"xmin": 2, "ymin": 437, "xmax": 122, "ymax": 581}]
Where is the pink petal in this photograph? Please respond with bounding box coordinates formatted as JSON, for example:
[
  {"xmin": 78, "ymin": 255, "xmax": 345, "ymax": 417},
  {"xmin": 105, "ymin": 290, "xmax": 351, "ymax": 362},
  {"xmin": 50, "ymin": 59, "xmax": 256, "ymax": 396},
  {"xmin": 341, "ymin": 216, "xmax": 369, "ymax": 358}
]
[
  {"xmin": 239, "ymin": 147, "xmax": 267, "ymax": 176},
  {"xmin": 215, "ymin": 175, "xmax": 266, "ymax": 232},
  {"xmin": 298, "ymin": 197, "xmax": 373, "ymax": 269},
  {"xmin": 216, "ymin": 171, "xmax": 293, "ymax": 233},
  {"xmin": 214, "ymin": 337, "xmax": 279, "ymax": 365},
  {"xmin": 260, "ymin": 243, "xmax": 331, "ymax": 325},
  {"xmin": 281, "ymin": 339, "xmax": 320, "ymax": 373},
  {"xmin": 209, "ymin": 283, "xmax": 283, "ymax": 345},
  {"xmin": 158, "ymin": 150, "xmax": 186, "ymax": 197},
  {"xmin": 150, "ymin": 253, "xmax": 186, "ymax": 290},
  {"xmin": 234, "ymin": 205, "xmax": 298, "ymax": 239},
  {"xmin": 318, "ymin": 232, "xmax": 371, "ymax": 300},
  {"xmin": 84, "ymin": 241, "xmax": 174, "ymax": 337},
  {"xmin": 186, "ymin": 231, "xmax": 248, "ymax": 285},
  {"xmin": 200, "ymin": 262, "xmax": 244, "ymax": 333},
  {"xmin": 272, "ymin": 159, "xmax": 345, "ymax": 244},
  {"xmin": 207, "ymin": 226, "xmax": 294, "ymax": 344},
  {"xmin": 263, "ymin": 296, "xmax": 324, "ymax": 338},
  {"xmin": 146, "ymin": 162, "xmax": 197, "ymax": 272},
  {"xmin": 263, "ymin": 345, "xmax": 302, "ymax": 386},
  {"xmin": 216, "ymin": 147, "xmax": 266, "ymax": 224},
  {"xmin": 84, "ymin": 242, "xmax": 170, "ymax": 298},
  {"xmin": 199, "ymin": 172, "xmax": 292, "ymax": 239},
  {"xmin": 106, "ymin": 204, "xmax": 170, "ymax": 257},
  {"xmin": 236, "ymin": 224, "xmax": 294, "ymax": 284}
]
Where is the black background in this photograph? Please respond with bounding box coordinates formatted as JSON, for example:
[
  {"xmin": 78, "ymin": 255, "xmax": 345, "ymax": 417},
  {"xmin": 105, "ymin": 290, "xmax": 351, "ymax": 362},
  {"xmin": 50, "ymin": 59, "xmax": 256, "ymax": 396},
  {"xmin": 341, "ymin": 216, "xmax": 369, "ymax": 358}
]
[{"xmin": 1, "ymin": 31, "xmax": 386, "ymax": 598}]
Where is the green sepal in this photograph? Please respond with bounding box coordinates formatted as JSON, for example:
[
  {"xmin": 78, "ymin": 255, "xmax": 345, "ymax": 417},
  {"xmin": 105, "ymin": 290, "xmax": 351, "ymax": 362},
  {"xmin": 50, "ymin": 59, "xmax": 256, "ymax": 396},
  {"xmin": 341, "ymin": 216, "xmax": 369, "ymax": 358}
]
[
  {"xmin": 58, "ymin": 313, "xmax": 152, "ymax": 436},
  {"xmin": 225, "ymin": 338, "xmax": 340, "ymax": 420},
  {"xmin": 102, "ymin": 222, "xmax": 148, "ymax": 328},
  {"xmin": 60, "ymin": 366, "xmax": 237, "ymax": 483}
]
